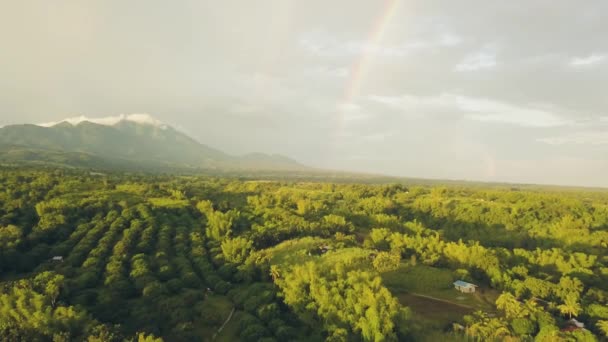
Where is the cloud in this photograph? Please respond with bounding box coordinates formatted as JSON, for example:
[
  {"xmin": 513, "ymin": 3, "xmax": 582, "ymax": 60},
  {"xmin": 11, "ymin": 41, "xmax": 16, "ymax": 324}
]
[
  {"xmin": 304, "ymin": 66, "xmax": 349, "ymax": 78},
  {"xmin": 4, "ymin": 1, "xmax": 608, "ymax": 187},
  {"xmin": 338, "ymin": 103, "xmax": 371, "ymax": 122},
  {"xmin": 438, "ymin": 33, "xmax": 463, "ymax": 47},
  {"xmin": 537, "ymin": 131, "xmax": 608, "ymax": 145},
  {"xmin": 569, "ymin": 53, "xmax": 606, "ymax": 67},
  {"xmin": 38, "ymin": 114, "xmax": 168, "ymax": 129},
  {"xmin": 361, "ymin": 131, "xmax": 396, "ymax": 142},
  {"xmin": 456, "ymin": 96, "xmax": 571, "ymax": 127},
  {"xmin": 368, "ymin": 93, "xmax": 570, "ymax": 127},
  {"xmin": 299, "ymin": 30, "xmax": 462, "ymax": 58},
  {"xmin": 454, "ymin": 47, "xmax": 497, "ymax": 72},
  {"xmin": 338, "ymin": 103, "xmax": 360, "ymax": 112}
]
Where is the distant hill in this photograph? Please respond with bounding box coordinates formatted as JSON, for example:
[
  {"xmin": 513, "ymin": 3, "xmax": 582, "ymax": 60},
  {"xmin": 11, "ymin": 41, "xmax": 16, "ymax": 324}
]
[{"xmin": 0, "ymin": 115, "xmax": 306, "ymax": 172}]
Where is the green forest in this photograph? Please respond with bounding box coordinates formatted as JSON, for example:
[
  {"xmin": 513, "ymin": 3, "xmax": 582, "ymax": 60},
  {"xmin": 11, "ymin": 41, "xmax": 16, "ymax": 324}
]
[{"xmin": 1, "ymin": 166, "xmax": 607, "ymax": 341}]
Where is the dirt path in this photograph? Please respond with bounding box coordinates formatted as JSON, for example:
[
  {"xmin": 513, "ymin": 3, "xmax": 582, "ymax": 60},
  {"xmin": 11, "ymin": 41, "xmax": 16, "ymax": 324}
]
[
  {"xmin": 212, "ymin": 307, "xmax": 235, "ymax": 340},
  {"xmin": 410, "ymin": 293, "xmax": 475, "ymax": 309}
]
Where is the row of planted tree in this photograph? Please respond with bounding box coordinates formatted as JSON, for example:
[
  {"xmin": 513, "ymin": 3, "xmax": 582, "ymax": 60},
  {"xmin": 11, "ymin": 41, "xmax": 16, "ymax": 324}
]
[{"xmin": 0, "ymin": 167, "xmax": 607, "ymax": 340}]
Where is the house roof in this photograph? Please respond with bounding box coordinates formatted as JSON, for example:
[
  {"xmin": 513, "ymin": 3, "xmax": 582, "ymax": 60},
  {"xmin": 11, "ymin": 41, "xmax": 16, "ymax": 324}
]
[
  {"xmin": 453, "ymin": 280, "xmax": 477, "ymax": 287},
  {"xmin": 568, "ymin": 319, "xmax": 585, "ymax": 328}
]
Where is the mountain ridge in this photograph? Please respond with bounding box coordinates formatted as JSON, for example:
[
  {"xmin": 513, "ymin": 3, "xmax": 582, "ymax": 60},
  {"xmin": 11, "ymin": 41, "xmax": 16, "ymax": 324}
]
[{"xmin": 0, "ymin": 115, "xmax": 306, "ymax": 172}]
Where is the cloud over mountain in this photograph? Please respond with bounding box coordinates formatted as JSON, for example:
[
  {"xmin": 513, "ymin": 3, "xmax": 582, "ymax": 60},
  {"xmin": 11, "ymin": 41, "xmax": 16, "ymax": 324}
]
[{"xmin": 39, "ymin": 114, "xmax": 168, "ymax": 129}]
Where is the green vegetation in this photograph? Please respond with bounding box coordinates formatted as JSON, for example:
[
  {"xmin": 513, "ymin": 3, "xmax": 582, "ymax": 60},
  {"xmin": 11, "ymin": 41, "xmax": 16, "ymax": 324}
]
[{"xmin": 1, "ymin": 166, "xmax": 607, "ymax": 341}]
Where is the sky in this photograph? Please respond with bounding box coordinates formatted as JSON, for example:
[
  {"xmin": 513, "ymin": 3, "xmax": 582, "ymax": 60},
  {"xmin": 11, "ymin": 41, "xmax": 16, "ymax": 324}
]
[{"xmin": 1, "ymin": 1, "xmax": 608, "ymax": 187}]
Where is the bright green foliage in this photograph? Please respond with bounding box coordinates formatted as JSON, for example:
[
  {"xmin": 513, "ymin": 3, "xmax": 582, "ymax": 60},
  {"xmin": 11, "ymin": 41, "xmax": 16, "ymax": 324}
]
[
  {"xmin": 597, "ymin": 320, "xmax": 608, "ymax": 337},
  {"xmin": 464, "ymin": 311, "xmax": 510, "ymax": 340},
  {"xmin": 196, "ymin": 200, "xmax": 214, "ymax": 215},
  {"xmin": 221, "ymin": 237, "xmax": 253, "ymax": 263},
  {"xmin": 137, "ymin": 332, "xmax": 164, "ymax": 341},
  {"xmin": 0, "ymin": 279, "xmax": 94, "ymax": 340},
  {"xmin": 0, "ymin": 224, "xmax": 22, "ymax": 248},
  {"xmin": 33, "ymin": 271, "xmax": 65, "ymax": 307},
  {"xmin": 558, "ymin": 293, "xmax": 582, "ymax": 319},
  {"xmin": 206, "ymin": 210, "xmax": 239, "ymax": 241},
  {"xmin": 495, "ymin": 293, "xmax": 527, "ymax": 319},
  {"xmin": 0, "ymin": 167, "xmax": 607, "ymax": 340},
  {"xmin": 372, "ymin": 251, "xmax": 401, "ymax": 273},
  {"xmin": 510, "ymin": 317, "xmax": 535, "ymax": 336},
  {"xmin": 279, "ymin": 261, "xmax": 403, "ymax": 341}
]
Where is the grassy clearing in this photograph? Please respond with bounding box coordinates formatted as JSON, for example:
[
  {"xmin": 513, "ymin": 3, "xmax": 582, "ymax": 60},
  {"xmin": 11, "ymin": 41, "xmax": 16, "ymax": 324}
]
[
  {"xmin": 192, "ymin": 295, "xmax": 234, "ymax": 339},
  {"xmin": 215, "ymin": 310, "xmax": 243, "ymax": 342},
  {"xmin": 383, "ymin": 263, "xmax": 499, "ymax": 339},
  {"xmin": 147, "ymin": 197, "xmax": 189, "ymax": 208},
  {"xmin": 383, "ymin": 264, "xmax": 498, "ymax": 311},
  {"xmin": 383, "ymin": 263, "xmax": 454, "ymax": 293},
  {"xmin": 260, "ymin": 237, "xmax": 327, "ymax": 266}
]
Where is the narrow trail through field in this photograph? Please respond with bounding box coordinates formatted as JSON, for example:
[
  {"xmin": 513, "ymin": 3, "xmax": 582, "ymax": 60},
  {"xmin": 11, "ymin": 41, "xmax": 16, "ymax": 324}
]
[
  {"xmin": 410, "ymin": 293, "xmax": 474, "ymax": 309},
  {"xmin": 212, "ymin": 307, "xmax": 235, "ymax": 340}
]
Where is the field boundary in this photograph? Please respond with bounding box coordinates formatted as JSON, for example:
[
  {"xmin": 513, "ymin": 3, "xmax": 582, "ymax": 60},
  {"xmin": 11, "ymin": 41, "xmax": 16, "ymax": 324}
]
[
  {"xmin": 213, "ymin": 307, "xmax": 235, "ymax": 340},
  {"xmin": 410, "ymin": 293, "xmax": 474, "ymax": 309}
]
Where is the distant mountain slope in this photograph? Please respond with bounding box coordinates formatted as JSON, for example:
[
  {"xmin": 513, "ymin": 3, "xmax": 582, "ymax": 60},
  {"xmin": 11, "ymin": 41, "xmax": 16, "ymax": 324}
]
[{"xmin": 0, "ymin": 115, "xmax": 306, "ymax": 171}]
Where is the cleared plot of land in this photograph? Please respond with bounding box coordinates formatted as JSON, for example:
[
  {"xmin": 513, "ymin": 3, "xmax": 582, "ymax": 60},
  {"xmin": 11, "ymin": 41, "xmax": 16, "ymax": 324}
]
[
  {"xmin": 191, "ymin": 295, "xmax": 234, "ymax": 339},
  {"xmin": 399, "ymin": 293, "xmax": 471, "ymax": 322},
  {"xmin": 215, "ymin": 310, "xmax": 243, "ymax": 342},
  {"xmin": 383, "ymin": 264, "xmax": 499, "ymax": 338},
  {"xmin": 383, "ymin": 264, "xmax": 498, "ymax": 311}
]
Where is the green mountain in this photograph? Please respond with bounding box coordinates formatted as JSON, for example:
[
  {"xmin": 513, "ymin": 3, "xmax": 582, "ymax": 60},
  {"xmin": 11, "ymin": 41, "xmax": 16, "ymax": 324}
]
[{"xmin": 0, "ymin": 117, "xmax": 305, "ymax": 171}]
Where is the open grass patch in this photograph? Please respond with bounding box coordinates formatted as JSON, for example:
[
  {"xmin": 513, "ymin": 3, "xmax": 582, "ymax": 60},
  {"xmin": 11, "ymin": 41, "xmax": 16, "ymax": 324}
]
[
  {"xmin": 147, "ymin": 197, "xmax": 189, "ymax": 208},
  {"xmin": 259, "ymin": 237, "xmax": 327, "ymax": 267},
  {"xmin": 192, "ymin": 295, "xmax": 234, "ymax": 339},
  {"xmin": 383, "ymin": 264, "xmax": 454, "ymax": 293},
  {"xmin": 383, "ymin": 263, "xmax": 498, "ymax": 310},
  {"xmin": 215, "ymin": 310, "xmax": 243, "ymax": 342},
  {"xmin": 383, "ymin": 263, "xmax": 499, "ymax": 337}
]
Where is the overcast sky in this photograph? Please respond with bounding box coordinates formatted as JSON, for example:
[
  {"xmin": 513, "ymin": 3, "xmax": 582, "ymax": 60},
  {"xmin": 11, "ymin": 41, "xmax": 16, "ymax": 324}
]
[{"xmin": 1, "ymin": 1, "xmax": 608, "ymax": 187}]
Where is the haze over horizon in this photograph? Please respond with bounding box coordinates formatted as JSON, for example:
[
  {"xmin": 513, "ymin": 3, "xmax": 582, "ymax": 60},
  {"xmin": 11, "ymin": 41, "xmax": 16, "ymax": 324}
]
[{"xmin": 2, "ymin": 1, "xmax": 607, "ymax": 187}]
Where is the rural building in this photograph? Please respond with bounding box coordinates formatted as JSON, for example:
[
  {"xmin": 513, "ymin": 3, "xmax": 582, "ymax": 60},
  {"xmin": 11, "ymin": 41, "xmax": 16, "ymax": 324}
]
[
  {"xmin": 52, "ymin": 256, "xmax": 63, "ymax": 262},
  {"xmin": 569, "ymin": 319, "xmax": 585, "ymax": 328},
  {"xmin": 319, "ymin": 245, "xmax": 332, "ymax": 254},
  {"xmin": 561, "ymin": 318, "xmax": 585, "ymax": 332},
  {"xmin": 453, "ymin": 280, "xmax": 477, "ymax": 293}
]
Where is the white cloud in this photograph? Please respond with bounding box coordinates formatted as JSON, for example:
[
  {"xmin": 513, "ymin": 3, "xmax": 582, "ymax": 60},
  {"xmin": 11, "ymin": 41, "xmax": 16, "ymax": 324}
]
[
  {"xmin": 537, "ymin": 131, "xmax": 608, "ymax": 145},
  {"xmin": 38, "ymin": 114, "xmax": 168, "ymax": 129},
  {"xmin": 438, "ymin": 33, "xmax": 463, "ymax": 47},
  {"xmin": 338, "ymin": 103, "xmax": 360, "ymax": 112},
  {"xmin": 299, "ymin": 31, "xmax": 462, "ymax": 58},
  {"xmin": 304, "ymin": 66, "xmax": 349, "ymax": 78},
  {"xmin": 455, "ymin": 96, "xmax": 570, "ymax": 127},
  {"xmin": 337, "ymin": 102, "xmax": 371, "ymax": 121},
  {"xmin": 368, "ymin": 93, "xmax": 570, "ymax": 127},
  {"xmin": 569, "ymin": 53, "xmax": 606, "ymax": 67},
  {"xmin": 455, "ymin": 51, "xmax": 497, "ymax": 71},
  {"xmin": 368, "ymin": 93, "xmax": 453, "ymax": 118},
  {"xmin": 361, "ymin": 131, "xmax": 395, "ymax": 142}
]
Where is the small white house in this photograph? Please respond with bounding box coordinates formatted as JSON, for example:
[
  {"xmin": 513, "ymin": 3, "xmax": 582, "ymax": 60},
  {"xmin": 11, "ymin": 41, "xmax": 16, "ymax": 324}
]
[
  {"xmin": 568, "ymin": 319, "xmax": 585, "ymax": 329},
  {"xmin": 52, "ymin": 256, "xmax": 63, "ymax": 262},
  {"xmin": 453, "ymin": 280, "xmax": 477, "ymax": 293}
]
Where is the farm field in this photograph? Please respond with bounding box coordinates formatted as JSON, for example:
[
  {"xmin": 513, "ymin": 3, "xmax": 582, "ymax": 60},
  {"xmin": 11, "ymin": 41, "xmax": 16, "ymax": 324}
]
[
  {"xmin": 383, "ymin": 264, "xmax": 499, "ymax": 311},
  {"xmin": 0, "ymin": 167, "xmax": 607, "ymax": 341}
]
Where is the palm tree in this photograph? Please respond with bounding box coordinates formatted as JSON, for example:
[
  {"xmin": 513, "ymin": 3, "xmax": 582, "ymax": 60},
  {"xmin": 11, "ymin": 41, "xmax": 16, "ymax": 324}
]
[
  {"xmin": 269, "ymin": 265, "xmax": 281, "ymax": 281},
  {"xmin": 557, "ymin": 293, "xmax": 581, "ymax": 319},
  {"xmin": 597, "ymin": 320, "xmax": 608, "ymax": 337},
  {"xmin": 464, "ymin": 311, "xmax": 511, "ymax": 341},
  {"xmin": 495, "ymin": 292, "xmax": 524, "ymax": 319}
]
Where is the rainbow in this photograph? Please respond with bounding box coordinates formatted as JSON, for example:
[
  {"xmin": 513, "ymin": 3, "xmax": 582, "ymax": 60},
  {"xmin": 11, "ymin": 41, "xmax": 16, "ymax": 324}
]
[
  {"xmin": 342, "ymin": 0, "xmax": 400, "ymax": 104},
  {"xmin": 330, "ymin": 0, "xmax": 401, "ymax": 155}
]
